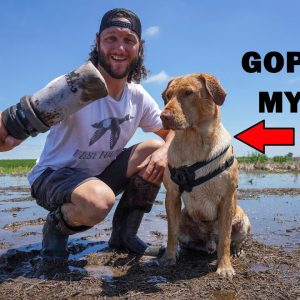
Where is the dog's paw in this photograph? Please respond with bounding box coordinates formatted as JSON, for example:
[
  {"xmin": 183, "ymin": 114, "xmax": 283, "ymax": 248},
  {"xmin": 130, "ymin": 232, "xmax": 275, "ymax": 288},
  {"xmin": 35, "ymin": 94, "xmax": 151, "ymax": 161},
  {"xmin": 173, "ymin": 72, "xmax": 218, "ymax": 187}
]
[
  {"xmin": 159, "ymin": 252, "xmax": 177, "ymax": 266},
  {"xmin": 216, "ymin": 264, "xmax": 235, "ymax": 278}
]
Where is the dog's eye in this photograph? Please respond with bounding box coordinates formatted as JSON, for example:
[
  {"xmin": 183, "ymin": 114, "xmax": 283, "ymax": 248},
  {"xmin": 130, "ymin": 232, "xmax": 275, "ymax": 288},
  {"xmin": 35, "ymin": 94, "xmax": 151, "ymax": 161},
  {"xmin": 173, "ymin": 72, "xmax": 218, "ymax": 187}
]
[
  {"xmin": 164, "ymin": 92, "xmax": 172, "ymax": 102},
  {"xmin": 184, "ymin": 89, "xmax": 193, "ymax": 97}
]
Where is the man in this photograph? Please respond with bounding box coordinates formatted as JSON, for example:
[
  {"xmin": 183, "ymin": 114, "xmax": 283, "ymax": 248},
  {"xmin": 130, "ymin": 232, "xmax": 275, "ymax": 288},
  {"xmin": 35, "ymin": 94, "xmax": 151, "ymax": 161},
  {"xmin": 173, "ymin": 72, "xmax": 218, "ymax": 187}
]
[{"xmin": 0, "ymin": 8, "xmax": 173, "ymax": 260}]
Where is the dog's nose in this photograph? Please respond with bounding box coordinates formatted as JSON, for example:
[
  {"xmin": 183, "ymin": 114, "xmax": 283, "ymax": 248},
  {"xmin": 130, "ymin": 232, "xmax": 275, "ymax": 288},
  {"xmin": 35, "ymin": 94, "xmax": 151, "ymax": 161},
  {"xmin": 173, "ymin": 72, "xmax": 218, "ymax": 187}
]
[{"xmin": 160, "ymin": 111, "xmax": 173, "ymax": 122}]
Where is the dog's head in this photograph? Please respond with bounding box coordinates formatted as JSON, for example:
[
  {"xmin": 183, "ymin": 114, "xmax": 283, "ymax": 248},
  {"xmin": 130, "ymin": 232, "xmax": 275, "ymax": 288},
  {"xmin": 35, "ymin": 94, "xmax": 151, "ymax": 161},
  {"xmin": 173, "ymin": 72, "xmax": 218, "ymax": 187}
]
[{"xmin": 160, "ymin": 73, "xmax": 226, "ymax": 130}]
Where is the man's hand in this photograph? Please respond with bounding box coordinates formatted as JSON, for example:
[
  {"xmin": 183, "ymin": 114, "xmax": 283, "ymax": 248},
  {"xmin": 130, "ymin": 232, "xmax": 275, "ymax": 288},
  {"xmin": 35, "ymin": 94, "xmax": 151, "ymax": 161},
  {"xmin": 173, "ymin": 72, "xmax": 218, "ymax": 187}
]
[
  {"xmin": 0, "ymin": 112, "xmax": 22, "ymax": 151},
  {"xmin": 137, "ymin": 146, "xmax": 168, "ymax": 185},
  {"xmin": 137, "ymin": 129, "xmax": 174, "ymax": 185}
]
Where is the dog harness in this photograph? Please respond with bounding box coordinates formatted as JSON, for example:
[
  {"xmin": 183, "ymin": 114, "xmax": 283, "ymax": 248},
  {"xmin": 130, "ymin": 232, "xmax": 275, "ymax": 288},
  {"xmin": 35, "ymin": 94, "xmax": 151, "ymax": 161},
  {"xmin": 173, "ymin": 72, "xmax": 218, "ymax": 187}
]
[{"xmin": 168, "ymin": 145, "xmax": 234, "ymax": 194}]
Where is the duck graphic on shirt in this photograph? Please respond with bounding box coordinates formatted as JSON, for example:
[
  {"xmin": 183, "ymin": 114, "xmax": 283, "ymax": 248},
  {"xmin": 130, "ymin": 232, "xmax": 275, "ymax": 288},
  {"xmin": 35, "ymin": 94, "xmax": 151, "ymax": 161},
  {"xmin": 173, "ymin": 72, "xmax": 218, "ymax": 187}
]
[{"xmin": 89, "ymin": 114, "xmax": 133, "ymax": 149}]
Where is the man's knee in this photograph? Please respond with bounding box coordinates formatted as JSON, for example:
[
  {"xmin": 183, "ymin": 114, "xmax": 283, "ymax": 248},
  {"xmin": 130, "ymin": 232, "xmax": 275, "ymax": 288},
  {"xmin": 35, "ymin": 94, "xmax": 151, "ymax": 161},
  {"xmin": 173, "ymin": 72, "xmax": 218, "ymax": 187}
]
[
  {"xmin": 85, "ymin": 183, "xmax": 115, "ymax": 224},
  {"xmin": 66, "ymin": 179, "xmax": 115, "ymax": 227}
]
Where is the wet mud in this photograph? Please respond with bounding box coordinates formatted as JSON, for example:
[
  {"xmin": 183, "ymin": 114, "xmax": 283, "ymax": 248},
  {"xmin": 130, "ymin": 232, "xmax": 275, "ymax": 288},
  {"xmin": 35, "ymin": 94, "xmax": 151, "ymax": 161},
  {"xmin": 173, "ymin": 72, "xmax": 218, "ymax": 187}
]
[
  {"xmin": 0, "ymin": 239, "xmax": 299, "ymax": 300},
  {"xmin": 0, "ymin": 206, "xmax": 29, "ymax": 213},
  {"xmin": 0, "ymin": 172, "xmax": 299, "ymax": 299},
  {"xmin": 238, "ymin": 188, "xmax": 300, "ymax": 199},
  {"xmin": 0, "ymin": 186, "xmax": 30, "ymax": 193},
  {"xmin": 3, "ymin": 218, "xmax": 45, "ymax": 231}
]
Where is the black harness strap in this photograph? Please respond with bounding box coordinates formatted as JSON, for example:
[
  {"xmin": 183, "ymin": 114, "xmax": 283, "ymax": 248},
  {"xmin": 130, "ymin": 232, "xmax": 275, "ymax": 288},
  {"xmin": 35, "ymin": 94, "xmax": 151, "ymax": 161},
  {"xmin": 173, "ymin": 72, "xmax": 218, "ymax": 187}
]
[
  {"xmin": 185, "ymin": 145, "xmax": 230, "ymax": 173},
  {"xmin": 168, "ymin": 146, "xmax": 234, "ymax": 194}
]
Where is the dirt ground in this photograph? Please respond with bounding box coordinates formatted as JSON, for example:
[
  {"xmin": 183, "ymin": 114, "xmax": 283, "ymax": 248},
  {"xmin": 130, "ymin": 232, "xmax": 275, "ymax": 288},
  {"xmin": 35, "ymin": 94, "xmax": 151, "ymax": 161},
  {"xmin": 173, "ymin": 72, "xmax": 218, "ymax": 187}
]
[{"xmin": 0, "ymin": 238, "xmax": 299, "ymax": 300}]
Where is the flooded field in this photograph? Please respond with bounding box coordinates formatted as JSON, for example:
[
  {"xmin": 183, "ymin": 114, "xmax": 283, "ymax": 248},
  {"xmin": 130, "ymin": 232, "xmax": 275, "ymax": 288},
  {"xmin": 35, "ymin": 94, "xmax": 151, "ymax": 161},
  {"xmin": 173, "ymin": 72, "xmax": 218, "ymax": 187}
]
[{"xmin": 0, "ymin": 171, "xmax": 299, "ymax": 299}]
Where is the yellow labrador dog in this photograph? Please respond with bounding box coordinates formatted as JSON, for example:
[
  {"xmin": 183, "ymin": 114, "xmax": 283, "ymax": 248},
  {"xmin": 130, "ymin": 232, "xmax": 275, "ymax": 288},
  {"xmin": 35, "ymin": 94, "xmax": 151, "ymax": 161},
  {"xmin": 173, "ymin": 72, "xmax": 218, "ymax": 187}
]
[{"xmin": 159, "ymin": 74, "xmax": 251, "ymax": 277}]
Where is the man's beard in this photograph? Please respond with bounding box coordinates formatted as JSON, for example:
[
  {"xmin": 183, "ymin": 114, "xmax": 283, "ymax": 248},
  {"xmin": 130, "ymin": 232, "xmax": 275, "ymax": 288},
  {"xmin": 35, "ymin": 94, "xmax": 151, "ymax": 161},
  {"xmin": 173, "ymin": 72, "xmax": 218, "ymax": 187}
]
[{"xmin": 98, "ymin": 49, "xmax": 138, "ymax": 80}]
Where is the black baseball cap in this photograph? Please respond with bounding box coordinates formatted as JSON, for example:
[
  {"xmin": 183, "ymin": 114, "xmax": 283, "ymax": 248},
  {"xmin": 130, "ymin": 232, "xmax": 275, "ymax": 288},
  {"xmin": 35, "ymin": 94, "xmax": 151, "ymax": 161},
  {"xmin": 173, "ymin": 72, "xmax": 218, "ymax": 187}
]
[{"xmin": 99, "ymin": 8, "xmax": 142, "ymax": 39}]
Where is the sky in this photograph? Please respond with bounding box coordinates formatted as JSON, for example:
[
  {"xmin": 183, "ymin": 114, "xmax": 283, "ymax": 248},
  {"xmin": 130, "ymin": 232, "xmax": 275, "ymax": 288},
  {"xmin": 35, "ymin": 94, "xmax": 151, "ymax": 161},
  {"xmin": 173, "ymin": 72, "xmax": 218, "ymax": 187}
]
[{"xmin": 0, "ymin": 0, "xmax": 300, "ymax": 159}]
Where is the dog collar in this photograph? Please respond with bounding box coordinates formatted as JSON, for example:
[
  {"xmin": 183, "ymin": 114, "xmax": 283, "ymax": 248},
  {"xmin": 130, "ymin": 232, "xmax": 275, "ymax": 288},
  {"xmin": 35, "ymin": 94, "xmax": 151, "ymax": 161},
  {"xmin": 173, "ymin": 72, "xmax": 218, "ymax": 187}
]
[{"xmin": 168, "ymin": 145, "xmax": 234, "ymax": 194}]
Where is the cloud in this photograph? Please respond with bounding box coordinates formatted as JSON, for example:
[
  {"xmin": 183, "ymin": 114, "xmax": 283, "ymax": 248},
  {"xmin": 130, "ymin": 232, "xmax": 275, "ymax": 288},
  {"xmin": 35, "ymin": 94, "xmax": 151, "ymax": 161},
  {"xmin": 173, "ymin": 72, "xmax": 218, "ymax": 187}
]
[
  {"xmin": 144, "ymin": 26, "xmax": 160, "ymax": 37},
  {"xmin": 145, "ymin": 71, "xmax": 170, "ymax": 84}
]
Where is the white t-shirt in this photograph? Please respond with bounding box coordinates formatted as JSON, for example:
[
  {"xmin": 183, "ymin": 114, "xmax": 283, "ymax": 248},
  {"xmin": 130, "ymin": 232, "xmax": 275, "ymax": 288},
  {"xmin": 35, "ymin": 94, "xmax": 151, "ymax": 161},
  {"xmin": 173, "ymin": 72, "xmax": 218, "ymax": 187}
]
[{"xmin": 28, "ymin": 82, "xmax": 162, "ymax": 185}]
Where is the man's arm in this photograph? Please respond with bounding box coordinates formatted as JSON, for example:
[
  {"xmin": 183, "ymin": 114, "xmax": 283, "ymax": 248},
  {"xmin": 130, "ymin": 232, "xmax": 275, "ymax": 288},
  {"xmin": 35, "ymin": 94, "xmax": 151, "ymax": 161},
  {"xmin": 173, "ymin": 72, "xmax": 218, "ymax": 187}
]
[
  {"xmin": 137, "ymin": 129, "xmax": 174, "ymax": 184},
  {"xmin": 154, "ymin": 128, "xmax": 175, "ymax": 145}
]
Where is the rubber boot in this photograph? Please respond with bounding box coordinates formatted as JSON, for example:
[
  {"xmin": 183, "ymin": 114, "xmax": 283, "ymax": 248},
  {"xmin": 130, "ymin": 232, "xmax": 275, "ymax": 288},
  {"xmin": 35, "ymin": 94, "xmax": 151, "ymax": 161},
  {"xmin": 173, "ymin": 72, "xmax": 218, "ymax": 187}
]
[
  {"xmin": 120, "ymin": 208, "xmax": 164, "ymax": 256},
  {"xmin": 109, "ymin": 175, "xmax": 164, "ymax": 256},
  {"xmin": 108, "ymin": 200, "xmax": 128, "ymax": 250},
  {"xmin": 41, "ymin": 207, "xmax": 90, "ymax": 259}
]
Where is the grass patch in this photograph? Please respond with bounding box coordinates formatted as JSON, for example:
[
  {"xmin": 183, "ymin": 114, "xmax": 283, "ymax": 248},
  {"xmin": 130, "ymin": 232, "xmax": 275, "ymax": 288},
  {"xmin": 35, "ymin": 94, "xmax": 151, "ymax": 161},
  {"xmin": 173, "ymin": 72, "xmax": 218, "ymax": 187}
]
[
  {"xmin": 0, "ymin": 153, "xmax": 299, "ymax": 176},
  {"xmin": 237, "ymin": 152, "xmax": 300, "ymax": 171},
  {"xmin": 237, "ymin": 152, "xmax": 296, "ymax": 164},
  {"xmin": 237, "ymin": 153, "xmax": 269, "ymax": 164},
  {"xmin": 0, "ymin": 159, "xmax": 36, "ymax": 175}
]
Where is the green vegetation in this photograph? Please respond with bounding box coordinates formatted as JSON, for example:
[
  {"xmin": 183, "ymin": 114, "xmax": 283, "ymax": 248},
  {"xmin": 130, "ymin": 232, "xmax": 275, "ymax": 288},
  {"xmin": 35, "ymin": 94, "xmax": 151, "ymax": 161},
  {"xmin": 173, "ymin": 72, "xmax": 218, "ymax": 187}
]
[
  {"xmin": 0, "ymin": 153, "xmax": 299, "ymax": 175},
  {"xmin": 237, "ymin": 152, "xmax": 300, "ymax": 172},
  {"xmin": 237, "ymin": 152, "xmax": 295, "ymax": 164},
  {"xmin": 0, "ymin": 159, "xmax": 36, "ymax": 175},
  {"xmin": 237, "ymin": 153, "xmax": 269, "ymax": 164}
]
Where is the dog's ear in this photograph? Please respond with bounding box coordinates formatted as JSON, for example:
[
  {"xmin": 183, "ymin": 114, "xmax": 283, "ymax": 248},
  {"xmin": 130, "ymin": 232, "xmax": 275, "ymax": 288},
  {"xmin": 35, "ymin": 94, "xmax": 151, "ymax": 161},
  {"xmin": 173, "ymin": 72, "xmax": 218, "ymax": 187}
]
[
  {"xmin": 198, "ymin": 74, "xmax": 227, "ymax": 106},
  {"xmin": 162, "ymin": 79, "xmax": 174, "ymax": 104}
]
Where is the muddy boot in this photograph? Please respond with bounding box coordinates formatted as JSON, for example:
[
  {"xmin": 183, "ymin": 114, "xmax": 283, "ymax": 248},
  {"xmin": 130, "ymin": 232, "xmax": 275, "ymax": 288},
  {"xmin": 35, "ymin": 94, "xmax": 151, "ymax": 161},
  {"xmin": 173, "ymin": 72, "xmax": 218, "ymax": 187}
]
[
  {"xmin": 41, "ymin": 207, "xmax": 90, "ymax": 259},
  {"xmin": 108, "ymin": 201, "xmax": 127, "ymax": 250},
  {"xmin": 120, "ymin": 208, "xmax": 164, "ymax": 256},
  {"xmin": 109, "ymin": 175, "xmax": 164, "ymax": 256}
]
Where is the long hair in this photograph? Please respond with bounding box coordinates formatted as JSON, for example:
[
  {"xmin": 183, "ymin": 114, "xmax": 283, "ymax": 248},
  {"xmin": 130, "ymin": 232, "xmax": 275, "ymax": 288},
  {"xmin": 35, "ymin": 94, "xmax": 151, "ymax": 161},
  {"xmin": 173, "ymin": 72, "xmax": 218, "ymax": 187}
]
[{"xmin": 88, "ymin": 38, "xmax": 148, "ymax": 84}]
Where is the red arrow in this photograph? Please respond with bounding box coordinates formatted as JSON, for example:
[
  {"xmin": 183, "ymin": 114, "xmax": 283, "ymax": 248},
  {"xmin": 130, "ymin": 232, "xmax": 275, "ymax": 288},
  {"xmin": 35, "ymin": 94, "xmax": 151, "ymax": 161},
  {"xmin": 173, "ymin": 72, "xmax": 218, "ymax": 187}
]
[{"xmin": 234, "ymin": 120, "xmax": 295, "ymax": 154}]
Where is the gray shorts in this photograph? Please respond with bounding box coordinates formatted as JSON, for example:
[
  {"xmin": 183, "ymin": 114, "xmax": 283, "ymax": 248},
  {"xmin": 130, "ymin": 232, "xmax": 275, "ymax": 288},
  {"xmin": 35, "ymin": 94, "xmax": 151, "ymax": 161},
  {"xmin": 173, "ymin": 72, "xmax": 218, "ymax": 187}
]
[{"xmin": 31, "ymin": 145, "xmax": 135, "ymax": 212}]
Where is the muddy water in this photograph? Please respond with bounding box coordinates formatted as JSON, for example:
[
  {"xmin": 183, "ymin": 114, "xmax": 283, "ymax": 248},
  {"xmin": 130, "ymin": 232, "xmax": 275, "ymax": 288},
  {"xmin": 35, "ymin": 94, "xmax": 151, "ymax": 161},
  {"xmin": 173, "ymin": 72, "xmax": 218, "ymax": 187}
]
[
  {"xmin": 238, "ymin": 171, "xmax": 300, "ymax": 250},
  {"xmin": 239, "ymin": 171, "xmax": 300, "ymax": 189},
  {"xmin": 0, "ymin": 171, "xmax": 299, "ymax": 280},
  {"xmin": 240, "ymin": 195, "xmax": 300, "ymax": 249}
]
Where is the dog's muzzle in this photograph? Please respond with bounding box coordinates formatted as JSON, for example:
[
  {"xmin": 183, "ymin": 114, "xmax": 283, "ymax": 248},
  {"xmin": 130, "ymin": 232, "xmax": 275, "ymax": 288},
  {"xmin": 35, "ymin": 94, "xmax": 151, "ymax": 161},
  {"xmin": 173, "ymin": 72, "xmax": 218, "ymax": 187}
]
[
  {"xmin": 160, "ymin": 111, "xmax": 173, "ymax": 130},
  {"xmin": 160, "ymin": 111, "xmax": 188, "ymax": 130}
]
